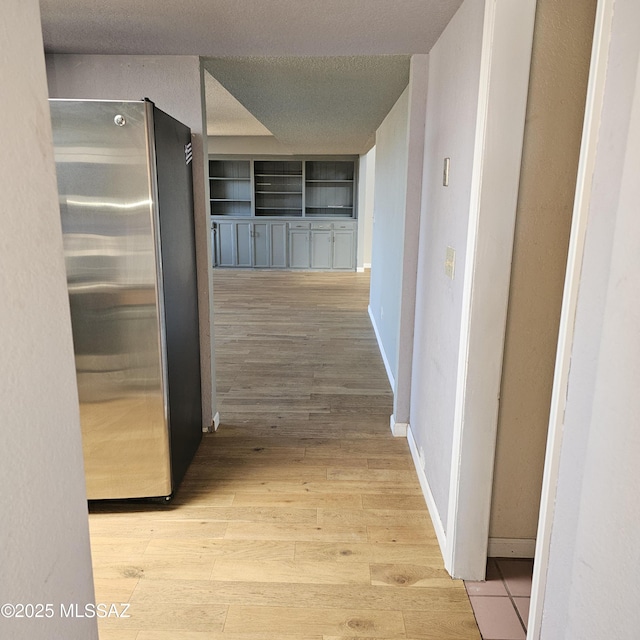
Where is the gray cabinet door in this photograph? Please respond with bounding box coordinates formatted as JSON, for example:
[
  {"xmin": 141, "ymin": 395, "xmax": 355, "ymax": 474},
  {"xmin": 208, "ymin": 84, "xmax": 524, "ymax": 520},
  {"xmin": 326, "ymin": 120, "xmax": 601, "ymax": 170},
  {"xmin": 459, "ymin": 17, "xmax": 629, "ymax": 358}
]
[
  {"xmin": 270, "ymin": 222, "xmax": 288, "ymax": 268},
  {"xmin": 332, "ymin": 230, "xmax": 355, "ymax": 269},
  {"xmin": 289, "ymin": 230, "xmax": 310, "ymax": 268},
  {"xmin": 217, "ymin": 221, "xmax": 236, "ymax": 266},
  {"xmin": 311, "ymin": 230, "xmax": 332, "ymax": 269},
  {"xmin": 252, "ymin": 222, "xmax": 269, "ymax": 267},
  {"xmin": 236, "ymin": 222, "xmax": 252, "ymax": 267}
]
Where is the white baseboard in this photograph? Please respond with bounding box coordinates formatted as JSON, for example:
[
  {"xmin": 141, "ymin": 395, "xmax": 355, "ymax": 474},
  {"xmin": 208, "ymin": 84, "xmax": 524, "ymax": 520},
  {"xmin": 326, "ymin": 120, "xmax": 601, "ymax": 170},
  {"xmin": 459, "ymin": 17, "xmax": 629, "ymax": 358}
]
[
  {"xmin": 364, "ymin": 262, "xmax": 372, "ymax": 270},
  {"xmin": 357, "ymin": 266, "xmax": 365, "ymax": 273},
  {"xmin": 390, "ymin": 414, "xmax": 408, "ymax": 437},
  {"xmin": 204, "ymin": 412, "xmax": 220, "ymax": 433},
  {"xmin": 367, "ymin": 305, "xmax": 395, "ymax": 391},
  {"xmin": 488, "ymin": 537, "xmax": 536, "ymax": 558},
  {"xmin": 407, "ymin": 425, "xmax": 447, "ymax": 556}
]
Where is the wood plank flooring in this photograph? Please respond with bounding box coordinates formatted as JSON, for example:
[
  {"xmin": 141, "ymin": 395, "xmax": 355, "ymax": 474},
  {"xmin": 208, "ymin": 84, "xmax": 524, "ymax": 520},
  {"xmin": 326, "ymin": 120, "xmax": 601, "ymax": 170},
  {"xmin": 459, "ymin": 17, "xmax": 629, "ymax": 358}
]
[{"xmin": 90, "ymin": 269, "xmax": 481, "ymax": 640}]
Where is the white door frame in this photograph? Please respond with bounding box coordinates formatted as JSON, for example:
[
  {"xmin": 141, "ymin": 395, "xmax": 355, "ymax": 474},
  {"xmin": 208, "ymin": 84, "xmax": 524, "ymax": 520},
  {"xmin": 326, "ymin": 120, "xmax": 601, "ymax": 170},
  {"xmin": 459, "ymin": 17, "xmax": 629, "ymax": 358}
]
[
  {"xmin": 444, "ymin": 0, "xmax": 537, "ymax": 579},
  {"xmin": 527, "ymin": 0, "xmax": 614, "ymax": 636}
]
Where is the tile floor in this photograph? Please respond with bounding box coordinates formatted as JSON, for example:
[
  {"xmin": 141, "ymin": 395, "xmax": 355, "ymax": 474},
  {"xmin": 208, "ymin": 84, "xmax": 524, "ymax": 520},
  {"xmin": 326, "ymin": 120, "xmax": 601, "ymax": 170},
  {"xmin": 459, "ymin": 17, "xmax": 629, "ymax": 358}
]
[{"xmin": 464, "ymin": 558, "xmax": 534, "ymax": 640}]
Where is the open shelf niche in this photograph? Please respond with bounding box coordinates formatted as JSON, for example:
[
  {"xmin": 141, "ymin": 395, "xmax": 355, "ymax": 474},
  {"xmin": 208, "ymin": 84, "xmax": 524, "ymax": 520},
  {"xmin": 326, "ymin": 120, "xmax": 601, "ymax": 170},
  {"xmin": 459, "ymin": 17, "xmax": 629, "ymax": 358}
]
[
  {"xmin": 254, "ymin": 160, "xmax": 303, "ymax": 217},
  {"xmin": 209, "ymin": 159, "xmax": 251, "ymax": 216}
]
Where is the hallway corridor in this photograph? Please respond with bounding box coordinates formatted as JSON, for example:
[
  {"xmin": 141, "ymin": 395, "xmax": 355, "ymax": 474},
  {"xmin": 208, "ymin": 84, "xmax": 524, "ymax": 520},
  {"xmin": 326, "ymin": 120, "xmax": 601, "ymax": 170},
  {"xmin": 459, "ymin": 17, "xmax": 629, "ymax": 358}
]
[{"xmin": 89, "ymin": 270, "xmax": 481, "ymax": 639}]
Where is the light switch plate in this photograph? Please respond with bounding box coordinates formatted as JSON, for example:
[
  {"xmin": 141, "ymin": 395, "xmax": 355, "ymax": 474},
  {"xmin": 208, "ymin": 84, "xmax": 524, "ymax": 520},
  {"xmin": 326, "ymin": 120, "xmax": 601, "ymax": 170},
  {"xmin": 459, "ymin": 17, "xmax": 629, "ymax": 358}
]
[{"xmin": 445, "ymin": 246, "xmax": 455, "ymax": 279}]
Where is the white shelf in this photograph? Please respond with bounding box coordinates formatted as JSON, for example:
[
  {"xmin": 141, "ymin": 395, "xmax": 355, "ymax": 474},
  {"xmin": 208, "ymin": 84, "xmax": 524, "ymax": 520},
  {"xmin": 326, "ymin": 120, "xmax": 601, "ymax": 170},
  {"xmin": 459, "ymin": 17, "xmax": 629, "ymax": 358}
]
[{"xmin": 255, "ymin": 173, "xmax": 302, "ymax": 178}]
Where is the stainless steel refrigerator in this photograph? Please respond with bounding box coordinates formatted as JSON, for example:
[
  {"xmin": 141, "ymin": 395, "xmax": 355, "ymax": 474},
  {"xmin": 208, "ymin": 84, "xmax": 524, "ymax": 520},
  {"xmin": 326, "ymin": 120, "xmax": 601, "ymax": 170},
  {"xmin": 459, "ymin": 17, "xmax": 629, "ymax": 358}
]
[{"xmin": 50, "ymin": 99, "xmax": 202, "ymax": 500}]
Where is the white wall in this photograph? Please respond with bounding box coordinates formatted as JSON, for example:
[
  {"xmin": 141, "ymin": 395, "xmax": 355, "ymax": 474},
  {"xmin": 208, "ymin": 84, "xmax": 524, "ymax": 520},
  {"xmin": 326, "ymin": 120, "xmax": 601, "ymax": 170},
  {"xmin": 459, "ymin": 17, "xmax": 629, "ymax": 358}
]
[
  {"xmin": 46, "ymin": 54, "xmax": 217, "ymax": 429},
  {"xmin": 541, "ymin": 0, "xmax": 640, "ymax": 635},
  {"xmin": 368, "ymin": 87, "xmax": 410, "ymax": 389},
  {"xmin": 0, "ymin": 2, "xmax": 97, "ymax": 638},
  {"xmin": 409, "ymin": 0, "xmax": 486, "ymax": 529}
]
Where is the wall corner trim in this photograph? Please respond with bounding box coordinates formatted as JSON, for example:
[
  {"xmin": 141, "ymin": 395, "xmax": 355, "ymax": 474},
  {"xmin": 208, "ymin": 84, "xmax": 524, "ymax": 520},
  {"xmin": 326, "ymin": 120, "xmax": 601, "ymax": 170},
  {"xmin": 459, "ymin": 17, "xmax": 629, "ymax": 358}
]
[
  {"xmin": 445, "ymin": 0, "xmax": 537, "ymax": 581},
  {"xmin": 389, "ymin": 414, "xmax": 408, "ymax": 437},
  {"xmin": 407, "ymin": 425, "xmax": 447, "ymax": 557},
  {"xmin": 368, "ymin": 304, "xmax": 396, "ymax": 391},
  {"xmin": 528, "ymin": 1, "xmax": 617, "ymax": 637}
]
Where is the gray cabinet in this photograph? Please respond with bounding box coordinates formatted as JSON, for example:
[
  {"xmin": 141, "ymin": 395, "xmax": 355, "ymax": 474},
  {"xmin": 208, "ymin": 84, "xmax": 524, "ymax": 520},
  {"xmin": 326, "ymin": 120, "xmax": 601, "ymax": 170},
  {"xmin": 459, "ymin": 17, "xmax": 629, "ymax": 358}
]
[
  {"xmin": 270, "ymin": 222, "xmax": 288, "ymax": 268},
  {"xmin": 246, "ymin": 222, "xmax": 283, "ymax": 268},
  {"xmin": 332, "ymin": 223, "xmax": 356, "ymax": 270},
  {"xmin": 289, "ymin": 222, "xmax": 311, "ymax": 269},
  {"xmin": 288, "ymin": 221, "xmax": 356, "ymax": 271},
  {"xmin": 310, "ymin": 223, "xmax": 332, "ymax": 269},
  {"xmin": 215, "ymin": 219, "xmax": 356, "ymax": 270},
  {"xmin": 252, "ymin": 222, "xmax": 270, "ymax": 267},
  {"xmin": 236, "ymin": 222, "xmax": 253, "ymax": 267},
  {"xmin": 218, "ymin": 220, "xmax": 252, "ymax": 267},
  {"xmin": 217, "ymin": 221, "xmax": 236, "ymax": 267},
  {"xmin": 214, "ymin": 220, "xmax": 293, "ymax": 268}
]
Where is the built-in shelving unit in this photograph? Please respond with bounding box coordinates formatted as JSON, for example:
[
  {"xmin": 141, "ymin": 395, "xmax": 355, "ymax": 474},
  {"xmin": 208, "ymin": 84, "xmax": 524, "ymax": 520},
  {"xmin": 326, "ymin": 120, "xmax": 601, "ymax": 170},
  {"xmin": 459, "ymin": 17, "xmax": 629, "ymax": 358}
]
[{"xmin": 210, "ymin": 156, "xmax": 358, "ymax": 271}]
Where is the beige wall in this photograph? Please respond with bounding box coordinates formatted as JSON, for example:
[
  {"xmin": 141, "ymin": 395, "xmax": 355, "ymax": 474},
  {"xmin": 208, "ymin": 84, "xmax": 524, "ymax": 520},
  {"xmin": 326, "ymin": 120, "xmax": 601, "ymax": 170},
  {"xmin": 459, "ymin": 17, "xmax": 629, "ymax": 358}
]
[
  {"xmin": 0, "ymin": 2, "xmax": 97, "ymax": 637},
  {"xmin": 489, "ymin": 0, "xmax": 597, "ymax": 547}
]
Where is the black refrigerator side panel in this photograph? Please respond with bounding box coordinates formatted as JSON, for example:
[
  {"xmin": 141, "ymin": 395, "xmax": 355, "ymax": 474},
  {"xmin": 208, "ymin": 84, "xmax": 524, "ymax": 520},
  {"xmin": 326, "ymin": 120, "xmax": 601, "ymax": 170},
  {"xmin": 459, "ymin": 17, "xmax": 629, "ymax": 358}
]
[{"xmin": 152, "ymin": 106, "xmax": 203, "ymax": 490}]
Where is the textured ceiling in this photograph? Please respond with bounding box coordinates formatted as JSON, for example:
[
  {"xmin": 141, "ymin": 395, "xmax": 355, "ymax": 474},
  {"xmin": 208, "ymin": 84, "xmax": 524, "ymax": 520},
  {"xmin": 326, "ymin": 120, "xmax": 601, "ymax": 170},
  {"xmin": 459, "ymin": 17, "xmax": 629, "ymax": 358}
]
[
  {"xmin": 205, "ymin": 72, "xmax": 273, "ymax": 137},
  {"xmin": 203, "ymin": 56, "xmax": 410, "ymax": 153},
  {"xmin": 39, "ymin": 0, "xmax": 463, "ymax": 56},
  {"xmin": 39, "ymin": 0, "xmax": 463, "ymax": 153}
]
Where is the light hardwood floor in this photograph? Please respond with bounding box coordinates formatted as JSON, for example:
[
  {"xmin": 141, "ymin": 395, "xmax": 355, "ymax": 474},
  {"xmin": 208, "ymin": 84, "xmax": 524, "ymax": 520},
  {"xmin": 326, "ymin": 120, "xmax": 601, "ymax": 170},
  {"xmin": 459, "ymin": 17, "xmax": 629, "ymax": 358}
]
[{"xmin": 90, "ymin": 269, "xmax": 481, "ymax": 640}]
